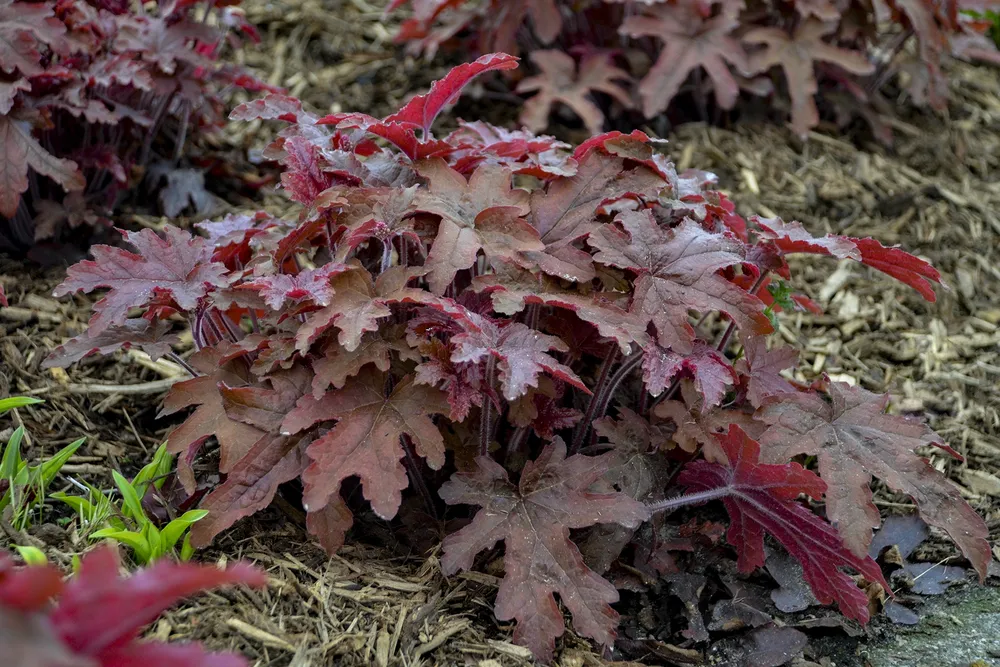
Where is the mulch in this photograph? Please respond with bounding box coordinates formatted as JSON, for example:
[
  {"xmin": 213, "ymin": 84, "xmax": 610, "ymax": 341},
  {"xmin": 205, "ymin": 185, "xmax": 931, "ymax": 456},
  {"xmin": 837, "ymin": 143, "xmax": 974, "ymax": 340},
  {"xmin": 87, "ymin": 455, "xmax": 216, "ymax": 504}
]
[{"xmin": 1, "ymin": 0, "xmax": 998, "ymax": 664}]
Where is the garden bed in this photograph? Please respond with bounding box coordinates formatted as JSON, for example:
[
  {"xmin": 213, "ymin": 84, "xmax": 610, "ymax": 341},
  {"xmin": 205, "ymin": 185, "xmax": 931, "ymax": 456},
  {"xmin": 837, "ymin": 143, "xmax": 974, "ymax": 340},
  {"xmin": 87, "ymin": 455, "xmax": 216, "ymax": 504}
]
[{"xmin": 1, "ymin": 0, "xmax": 999, "ymax": 664}]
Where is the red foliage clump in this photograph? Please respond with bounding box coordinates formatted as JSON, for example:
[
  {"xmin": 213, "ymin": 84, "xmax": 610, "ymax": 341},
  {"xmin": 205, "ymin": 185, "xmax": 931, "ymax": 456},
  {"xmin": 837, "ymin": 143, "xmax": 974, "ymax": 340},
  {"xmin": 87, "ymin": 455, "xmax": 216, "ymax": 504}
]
[
  {"xmin": 47, "ymin": 56, "xmax": 989, "ymax": 662},
  {"xmin": 388, "ymin": 0, "xmax": 1000, "ymax": 138},
  {"xmin": 0, "ymin": 0, "xmax": 267, "ymax": 248}
]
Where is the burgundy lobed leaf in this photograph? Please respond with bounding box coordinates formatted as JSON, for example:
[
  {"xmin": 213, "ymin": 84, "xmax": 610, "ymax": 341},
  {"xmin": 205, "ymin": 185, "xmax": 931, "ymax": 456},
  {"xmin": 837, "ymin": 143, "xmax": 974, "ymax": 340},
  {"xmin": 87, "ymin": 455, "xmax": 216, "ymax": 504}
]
[
  {"xmin": 451, "ymin": 313, "xmax": 589, "ymax": 401},
  {"xmin": 677, "ymin": 425, "xmax": 890, "ymax": 623},
  {"xmin": 282, "ymin": 369, "xmax": 449, "ymax": 521},
  {"xmin": 440, "ymin": 439, "xmax": 650, "ymax": 661},
  {"xmin": 517, "ymin": 50, "xmax": 632, "ymax": 135},
  {"xmin": 590, "ymin": 210, "xmax": 771, "ymax": 352},
  {"xmin": 642, "ymin": 342, "xmax": 738, "ymax": 408},
  {"xmin": 757, "ymin": 381, "xmax": 991, "ymax": 578},
  {"xmin": 43, "ymin": 318, "xmax": 178, "ymax": 368},
  {"xmin": 52, "ymin": 226, "xmax": 228, "ymax": 335},
  {"xmin": 0, "ymin": 115, "xmax": 85, "ymax": 219},
  {"xmin": 735, "ymin": 337, "xmax": 798, "ymax": 408}
]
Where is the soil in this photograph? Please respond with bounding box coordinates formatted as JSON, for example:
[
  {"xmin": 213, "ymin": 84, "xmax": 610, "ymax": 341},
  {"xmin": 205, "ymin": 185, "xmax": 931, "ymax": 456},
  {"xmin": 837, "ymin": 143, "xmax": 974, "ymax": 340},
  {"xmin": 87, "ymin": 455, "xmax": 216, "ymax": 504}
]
[{"xmin": 1, "ymin": 0, "xmax": 999, "ymax": 665}]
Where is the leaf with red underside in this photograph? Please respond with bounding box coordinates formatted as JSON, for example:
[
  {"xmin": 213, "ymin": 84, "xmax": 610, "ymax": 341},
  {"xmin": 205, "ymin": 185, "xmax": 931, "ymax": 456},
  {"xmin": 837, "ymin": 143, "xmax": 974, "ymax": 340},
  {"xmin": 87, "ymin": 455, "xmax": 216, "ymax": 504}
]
[
  {"xmin": 160, "ymin": 349, "xmax": 265, "ymax": 489},
  {"xmin": 295, "ymin": 266, "xmax": 443, "ymax": 353},
  {"xmin": 279, "ymin": 136, "xmax": 336, "ymax": 204},
  {"xmin": 412, "ymin": 158, "xmax": 539, "ymax": 293},
  {"xmin": 753, "ymin": 216, "xmax": 860, "ymax": 260},
  {"xmin": 620, "ymin": 3, "xmax": 748, "ymax": 117},
  {"xmin": 736, "ymin": 338, "xmax": 798, "ymax": 408},
  {"xmin": 52, "ymin": 226, "xmax": 228, "ymax": 336},
  {"xmin": 383, "ymin": 52, "xmax": 518, "ymax": 135},
  {"xmin": 439, "ymin": 439, "xmax": 650, "ymax": 661},
  {"xmin": 850, "ymin": 237, "xmax": 942, "ymax": 302},
  {"xmin": 757, "ymin": 381, "xmax": 991, "ymax": 578},
  {"xmin": 329, "ymin": 186, "xmax": 422, "ymax": 261},
  {"xmin": 527, "ymin": 143, "xmax": 666, "ymax": 250},
  {"xmin": 452, "ymin": 313, "xmax": 588, "ymax": 401},
  {"xmin": 744, "ymin": 21, "xmax": 874, "ymax": 137},
  {"xmin": 642, "ymin": 342, "xmax": 737, "ymax": 408},
  {"xmin": 590, "ymin": 211, "xmax": 771, "ymax": 352},
  {"xmin": 43, "ymin": 318, "xmax": 178, "ymax": 368},
  {"xmin": 521, "ymin": 381, "xmax": 582, "ymax": 440},
  {"xmin": 189, "ymin": 434, "xmax": 306, "ymax": 547},
  {"xmin": 0, "ymin": 0, "xmax": 67, "ymax": 77},
  {"xmin": 282, "ymin": 370, "xmax": 449, "ymax": 521},
  {"xmin": 0, "ymin": 115, "xmax": 85, "ymax": 218},
  {"xmin": 677, "ymin": 425, "xmax": 890, "ymax": 624},
  {"xmin": 517, "ymin": 50, "xmax": 632, "ymax": 136},
  {"xmin": 49, "ymin": 545, "xmax": 265, "ymax": 661}
]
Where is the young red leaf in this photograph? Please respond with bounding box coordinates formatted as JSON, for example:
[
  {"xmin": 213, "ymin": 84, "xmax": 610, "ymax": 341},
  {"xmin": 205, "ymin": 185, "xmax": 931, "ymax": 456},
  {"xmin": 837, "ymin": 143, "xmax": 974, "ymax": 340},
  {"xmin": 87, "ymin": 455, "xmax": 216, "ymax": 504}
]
[
  {"xmin": 590, "ymin": 211, "xmax": 771, "ymax": 352},
  {"xmin": 282, "ymin": 370, "xmax": 449, "ymax": 521},
  {"xmin": 44, "ymin": 318, "xmax": 178, "ymax": 368},
  {"xmin": 452, "ymin": 314, "xmax": 588, "ymax": 400},
  {"xmin": 50, "ymin": 545, "xmax": 265, "ymax": 660},
  {"xmin": 753, "ymin": 216, "xmax": 860, "ymax": 260},
  {"xmin": 735, "ymin": 337, "xmax": 798, "ymax": 408},
  {"xmin": 237, "ymin": 263, "xmax": 352, "ymax": 310},
  {"xmin": 642, "ymin": 342, "xmax": 737, "ymax": 408},
  {"xmin": 52, "ymin": 226, "xmax": 228, "ymax": 335},
  {"xmin": 0, "ymin": 115, "xmax": 85, "ymax": 218},
  {"xmin": 413, "ymin": 337, "xmax": 483, "ymax": 421},
  {"xmin": 744, "ymin": 21, "xmax": 874, "ymax": 137},
  {"xmin": 620, "ymin": 3, "xmax": 748, "ymax": 116},
  {"xmin": 440, "ymin": 439, "xmax": 650, "ymax": 661},
  {"xmin": 517, "ymin": 50, "xmax": 632, "ymax": 136},
  {"xmin": 383, "ymin": 52, "xmax": 518, "ymax": 135},
  {"xmin": 594, "ymin": 407, "xmax": 671, "ymax": 501},
  {"xmin": 757, "ymin": 381, "xmax": 990, "ymax": 578},
  {"xmin": 677, "ymin": 425, "xmax": 890, "ymax": 624},
  {"xmin": 654, "ymin": 400, "xmax": 761, "ymax": 462},
  {"xmin": 850, "ymin": 237, "xmax": 942, "ymax": 302}
]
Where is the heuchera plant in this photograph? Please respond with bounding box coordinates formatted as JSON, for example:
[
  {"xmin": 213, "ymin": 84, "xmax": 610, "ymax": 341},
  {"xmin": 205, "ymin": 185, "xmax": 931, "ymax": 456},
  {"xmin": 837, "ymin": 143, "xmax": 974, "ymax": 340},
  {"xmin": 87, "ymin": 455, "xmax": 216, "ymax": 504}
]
[
  {"xmin": 0, "ymin": 0, "xmax": 267, "ymax": 248},
  {"xmin": 387, "ymin": 0, "xmax": 1000, "ymax": 138},
  {"xmin": 0, "ymin": 544, "xmax": 266, "ymax": 666},
  {"xmin": 46, "ymin": 54, "xmax": 990, "ymax": 662}
]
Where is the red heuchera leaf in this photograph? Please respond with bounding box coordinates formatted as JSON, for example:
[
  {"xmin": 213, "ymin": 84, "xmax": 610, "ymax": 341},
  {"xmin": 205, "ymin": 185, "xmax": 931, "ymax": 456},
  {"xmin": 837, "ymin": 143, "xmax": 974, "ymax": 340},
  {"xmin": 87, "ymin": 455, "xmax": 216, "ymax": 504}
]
[
  {"xmin": 294, "ymin": 267, "xmax": 444, "ymax": 353},
  {"xmin": 412, "ymin": 158, "xmax": 539, "ymax": 293},
  {"xmin": 677, "ymin": 425, "xmax": 890, "ymax": 623},
  {"xmin": 452, "ymin": 313, "xmax": 588, "ymax": 400},
  {"xmin": 744, "ymin": 20, "xmax": 874, "ymax": 137},
  {"xmin": 238, "ymin": 263, "xmax": 352, "ymax": 310},
  {"xmin": 735, "ymin": 337, "xmax": 798, "ymax": 408},
  {"xmin": 594, "ymin": 407, "xmax": 671, "ymax": 500},
  {"xmin": 753, "ymin": 216, "xmax": 860, "ymax": 260},
  {"xmin": 439, "ymin": 439, "xmax": 650, "ymax": 662},
  {"xmin": 642, "ymin": 342, "xmax": 737, "ymax": 408},
  {"xmin": 413, "ymin": 337, "xmax": 483, "ymax": 421},
  {"xmin": 517, "ymin": 50, "xmax": 632, "ymax": 135},
  {"xmin": 0, "ymin": 115, "xmax": 85, "ymax": 218},
  {"xmin": 383, "ymin": 52, "xmax": 518, "ymax": 135},
  {"xmin": 282, "ymin": 370, "xmax": 449, "ymax": 521},
  {"xmin": 620, "ymin": 3, "xmax": 748, "ymax": 116},
  {"xmin": 189, "ymin": 434, "xmax": 306, "ymax": 548},
  {"xmin": 52, "ymin": 226, "xmax": 228, "ymax": 335},
  {"xmin": 757, "ymin": 381, "xmax": 991, "ymax": 578},
  {"xmin": 528, "ymin": 138, "xmax": 666, "ymax": 251},
  {"xmin": 849, "ymin": 237, "xmax": 942, "ymax": 302},
  {"xmin": 43, "ymin": 318, "xmax": 178, "ymax": 368},
  {"xmin": 0, "ymin": 545, "xmax": 265, "ymax": 667},
  {"xmin": 159, "ymin": 350, "xmax": 265, "ymax": 488},
  {"xmin": 590, "ymin": 211, "xmax": 771, "ymax": 352}
]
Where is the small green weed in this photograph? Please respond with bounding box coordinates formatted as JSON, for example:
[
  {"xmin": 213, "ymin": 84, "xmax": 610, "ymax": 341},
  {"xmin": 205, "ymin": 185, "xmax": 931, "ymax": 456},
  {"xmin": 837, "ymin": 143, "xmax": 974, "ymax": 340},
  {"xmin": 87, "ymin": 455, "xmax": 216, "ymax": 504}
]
[{"xmin": 56, "ymin": 443, "xmax": 206, "ymax": 564}]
